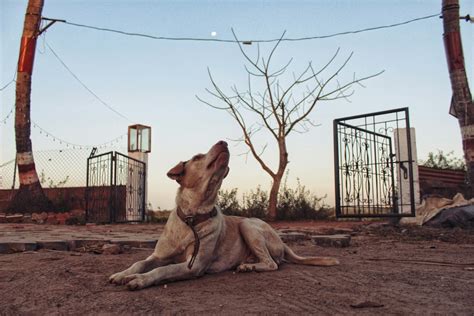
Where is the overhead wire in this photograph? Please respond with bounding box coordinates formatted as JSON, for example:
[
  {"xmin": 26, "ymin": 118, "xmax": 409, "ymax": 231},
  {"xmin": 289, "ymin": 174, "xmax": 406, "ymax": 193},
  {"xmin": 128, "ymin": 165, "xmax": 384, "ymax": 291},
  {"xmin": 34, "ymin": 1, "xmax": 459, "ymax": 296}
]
[
  {"xmin": 56, "ymin": 13, "xmax": 441, "ymax": 43},
  {"xmin": 44, "ymin": 40, "xmax": 133, "ymax": 122}
]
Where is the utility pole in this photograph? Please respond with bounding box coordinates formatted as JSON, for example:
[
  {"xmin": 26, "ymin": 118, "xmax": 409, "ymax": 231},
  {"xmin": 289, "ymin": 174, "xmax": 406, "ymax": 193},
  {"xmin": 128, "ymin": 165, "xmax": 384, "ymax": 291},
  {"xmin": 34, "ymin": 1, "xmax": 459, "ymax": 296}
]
[
  {"xmin": 442, "ymin": 0, "xmax": 474, "ymax": 197},
  {"xmin": 9, "ymin": 0, "xmax": 51, "ymax": 212}
]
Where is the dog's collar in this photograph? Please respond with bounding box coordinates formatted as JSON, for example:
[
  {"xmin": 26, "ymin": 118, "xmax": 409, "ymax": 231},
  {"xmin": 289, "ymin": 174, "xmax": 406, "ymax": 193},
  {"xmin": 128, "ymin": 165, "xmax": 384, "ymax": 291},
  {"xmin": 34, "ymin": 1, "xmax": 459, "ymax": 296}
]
[
  {"xmin": 176, "ymin": 206, "xmax": 218, "ymax": 227},
  {"xmin": 176, "ymin": 206, "xmax": 218, "ymax": 269}
]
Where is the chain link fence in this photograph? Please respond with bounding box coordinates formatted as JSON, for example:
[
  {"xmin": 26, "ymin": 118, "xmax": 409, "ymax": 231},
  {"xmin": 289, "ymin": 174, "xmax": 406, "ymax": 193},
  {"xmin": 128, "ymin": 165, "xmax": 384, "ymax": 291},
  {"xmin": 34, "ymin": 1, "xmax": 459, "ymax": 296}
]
[{"xmin": 1, "ymin": 147, "xmax": 127, "ymax": 189}]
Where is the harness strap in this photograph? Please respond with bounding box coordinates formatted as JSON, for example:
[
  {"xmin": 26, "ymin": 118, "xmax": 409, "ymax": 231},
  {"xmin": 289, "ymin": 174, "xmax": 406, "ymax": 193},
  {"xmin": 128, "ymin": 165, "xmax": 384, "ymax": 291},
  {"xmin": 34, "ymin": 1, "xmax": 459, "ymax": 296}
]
[{"xmin": 176, "ymin": 206, "xmax": 218, "ymax": 269}]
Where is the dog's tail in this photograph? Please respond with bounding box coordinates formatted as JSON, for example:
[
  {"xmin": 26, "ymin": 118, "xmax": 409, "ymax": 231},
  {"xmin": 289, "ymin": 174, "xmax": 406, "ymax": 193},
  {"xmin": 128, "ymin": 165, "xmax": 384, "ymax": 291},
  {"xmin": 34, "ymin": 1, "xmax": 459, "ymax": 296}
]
[{"xmin": 283, "ymin": 245, "xmax": 339, "ymax": 266}]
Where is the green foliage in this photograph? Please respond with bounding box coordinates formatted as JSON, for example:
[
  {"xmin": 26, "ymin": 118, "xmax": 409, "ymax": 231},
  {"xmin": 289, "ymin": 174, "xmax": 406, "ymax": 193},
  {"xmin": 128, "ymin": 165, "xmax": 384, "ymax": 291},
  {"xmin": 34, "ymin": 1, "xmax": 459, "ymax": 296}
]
[
  {"xmin": 39, "ymin": 170, "xmax": 69, "ymax": 188},
  {"xmin": 420, "ymin": 150, "xmax": 466, "ymax": 171},
  {"xmin": 218, "ymin": 177, "xmax": 330, "ymax": 220},
  {"xmin": 277, "ymin": 178, "xmax": 330, "ymax": 220},
  {"xmin": 218, "ymin": 188, "xmax": 242, "ymax": 216},
  {"xmin": 242, "ymin": 186, "xmax": 268, "ymax": 218}
]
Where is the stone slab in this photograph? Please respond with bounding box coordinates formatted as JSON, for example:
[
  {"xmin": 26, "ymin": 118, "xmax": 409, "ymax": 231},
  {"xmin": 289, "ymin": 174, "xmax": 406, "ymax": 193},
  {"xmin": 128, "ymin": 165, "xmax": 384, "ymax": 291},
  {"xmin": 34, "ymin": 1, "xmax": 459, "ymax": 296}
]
[
  {"xmin": 0, "ymin": 242, "xmax": 38, "ymax": 254},
  {"xmin": 37, "ymin": 240, "xmax": 69, "ymax": 251},
  {"xmin": 311, "ymin": 234, "xmax": 351, "ymax": 247},
  {"xmin": 110, "ymin": 240, "xmax": 157, "ymax": 248},
  {"xmin": 279, "ymin": 232, "xmax": 307, "ymax": 243}
]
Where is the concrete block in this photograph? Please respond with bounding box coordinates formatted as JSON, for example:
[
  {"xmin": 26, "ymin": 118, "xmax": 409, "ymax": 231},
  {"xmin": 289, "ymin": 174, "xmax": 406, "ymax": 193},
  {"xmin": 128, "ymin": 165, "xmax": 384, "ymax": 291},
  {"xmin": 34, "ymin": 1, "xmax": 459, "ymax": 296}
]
[
  {"xmin": 279, "ymin": 232, "xmax": 307, "ymax": 243},
  {"xmin": 110, "ymin": 240, "xmax": 157, "ymax": 249},
  {"xmin": 37, "ymin": 241, "xmax": 69, "ymax": 251},
  {"xmin": 311, "ymin": 234, "xmax": 351, "ymax": 247},
  {"xmin": 0, "ymin": 242, "xmax": 38, "ymax": 253}
]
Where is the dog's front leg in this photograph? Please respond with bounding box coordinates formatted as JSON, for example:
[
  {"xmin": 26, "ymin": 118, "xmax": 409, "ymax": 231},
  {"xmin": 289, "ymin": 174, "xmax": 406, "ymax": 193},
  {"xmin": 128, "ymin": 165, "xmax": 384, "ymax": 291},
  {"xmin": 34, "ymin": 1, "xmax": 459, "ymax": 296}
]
[
  {"xmin": 124, "ymin": 259, "xmax": 208, "ymax": 291},
  {"xmin": 109, "ymin": 254, "xmax": 169, "ymax": 285}
]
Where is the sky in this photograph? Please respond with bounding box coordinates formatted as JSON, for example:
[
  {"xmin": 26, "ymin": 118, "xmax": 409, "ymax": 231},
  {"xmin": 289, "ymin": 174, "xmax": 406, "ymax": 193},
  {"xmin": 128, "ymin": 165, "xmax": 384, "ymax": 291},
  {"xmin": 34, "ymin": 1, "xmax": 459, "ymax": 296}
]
[{"xmin": 1, "ymin": 0, "xmax": 473, "ymax": 211}]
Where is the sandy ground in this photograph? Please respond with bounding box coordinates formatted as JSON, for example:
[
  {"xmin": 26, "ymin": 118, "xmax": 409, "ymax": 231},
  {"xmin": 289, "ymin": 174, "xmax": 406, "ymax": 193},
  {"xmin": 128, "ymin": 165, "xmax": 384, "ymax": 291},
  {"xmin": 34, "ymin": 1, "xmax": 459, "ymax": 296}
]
[{"xmin": 0, "ymin": 224, "xmax": 473, "ymax": 315}]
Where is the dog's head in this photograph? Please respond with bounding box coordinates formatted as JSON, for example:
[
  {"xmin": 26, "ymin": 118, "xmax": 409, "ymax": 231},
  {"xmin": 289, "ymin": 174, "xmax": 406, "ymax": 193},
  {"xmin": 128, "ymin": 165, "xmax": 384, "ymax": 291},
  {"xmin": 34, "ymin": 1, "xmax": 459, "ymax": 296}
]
[{"xmin": 167, "ymin": 141, "xmax": 230, "ymax": 210}]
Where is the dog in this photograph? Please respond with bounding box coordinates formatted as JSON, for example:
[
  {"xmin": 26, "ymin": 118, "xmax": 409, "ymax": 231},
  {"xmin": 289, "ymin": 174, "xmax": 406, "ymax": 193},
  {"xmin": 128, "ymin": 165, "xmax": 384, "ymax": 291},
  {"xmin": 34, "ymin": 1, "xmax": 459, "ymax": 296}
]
[{"xmin": 109, "ymin": 140, "xmax": 339, "ymax": 290}]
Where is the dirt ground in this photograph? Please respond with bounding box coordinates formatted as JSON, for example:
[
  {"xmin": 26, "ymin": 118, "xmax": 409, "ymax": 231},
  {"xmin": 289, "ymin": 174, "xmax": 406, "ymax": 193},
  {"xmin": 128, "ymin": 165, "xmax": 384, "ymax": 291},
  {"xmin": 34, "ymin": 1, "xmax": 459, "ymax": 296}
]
[{"xmin": 1, "ymin": 224, "xmax": 473, "ymax": 315}]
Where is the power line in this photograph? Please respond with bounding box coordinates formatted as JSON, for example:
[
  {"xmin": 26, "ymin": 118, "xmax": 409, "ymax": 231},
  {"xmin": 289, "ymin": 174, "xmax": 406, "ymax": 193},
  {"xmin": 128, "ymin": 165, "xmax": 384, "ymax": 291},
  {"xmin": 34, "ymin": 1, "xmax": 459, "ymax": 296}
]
[
  {"xmin": 53, "ymin": 13, "xmax": 441, "ymax": 44},
  {"xmin": 32, "ymin": 120, "xmax": 127, "ymax": 150},
  {"xmin": 44, "ymin": 40, "xmax": 133, "ymax": 122}
]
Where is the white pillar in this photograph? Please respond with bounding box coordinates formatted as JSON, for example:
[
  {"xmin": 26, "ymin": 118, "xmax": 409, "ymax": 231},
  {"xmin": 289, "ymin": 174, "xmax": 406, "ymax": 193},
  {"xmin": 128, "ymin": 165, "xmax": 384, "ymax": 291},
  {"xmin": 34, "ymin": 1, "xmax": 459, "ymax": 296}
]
[
  {"xmin": 126, "ymin": 151, "xmax": 148, "ymax": 221},
  {"xmin": 394, "ymin": 128, "xmax": 420, "ymax": 214}
]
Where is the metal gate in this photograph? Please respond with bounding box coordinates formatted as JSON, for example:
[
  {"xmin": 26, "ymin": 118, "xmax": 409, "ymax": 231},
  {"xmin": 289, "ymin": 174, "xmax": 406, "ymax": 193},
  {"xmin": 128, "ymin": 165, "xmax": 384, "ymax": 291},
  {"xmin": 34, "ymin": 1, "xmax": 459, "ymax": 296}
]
[
  {"xmin": 86, "ymin": 151, "xmax": 146, "ymax": 223},
  {"xmin": 333, "ymin": 108, "xmax": 416, "ymax": 218}
]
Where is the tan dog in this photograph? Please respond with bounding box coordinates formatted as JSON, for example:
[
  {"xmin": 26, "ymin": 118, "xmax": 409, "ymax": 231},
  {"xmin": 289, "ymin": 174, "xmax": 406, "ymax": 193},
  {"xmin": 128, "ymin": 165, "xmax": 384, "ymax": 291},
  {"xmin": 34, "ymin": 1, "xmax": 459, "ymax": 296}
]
[{"xmin": 109, "ymin": 141, "xmax": 339, "ymax": 290}]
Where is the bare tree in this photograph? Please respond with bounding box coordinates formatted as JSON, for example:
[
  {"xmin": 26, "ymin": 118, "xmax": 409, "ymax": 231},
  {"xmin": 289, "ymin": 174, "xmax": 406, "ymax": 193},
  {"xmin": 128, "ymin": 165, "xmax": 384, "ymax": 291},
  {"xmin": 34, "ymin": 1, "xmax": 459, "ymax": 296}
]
[
  {"xmin": 9, "ymin": 0, "xmax": 51, "ymax": 212},
  {"xmin": 442, "ymin": 0, "xmax": 474, "ymax": 196},
  {"xmin": 198, "ymin": 31, "xmax": 382, "ymax": 220}
]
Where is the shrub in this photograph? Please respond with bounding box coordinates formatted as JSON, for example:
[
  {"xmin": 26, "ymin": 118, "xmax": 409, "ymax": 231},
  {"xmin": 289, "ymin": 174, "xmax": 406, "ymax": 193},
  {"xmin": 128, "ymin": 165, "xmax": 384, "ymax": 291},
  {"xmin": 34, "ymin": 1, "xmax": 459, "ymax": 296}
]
[
  {"xmin": 242, "ymin": 186, "xmax": 268, "ymax": 219},
  {"xmin": 217, "ymin": 178, "xmax": 330, "ymax": 220},
  {"xmin": 218, "ymin": 188, "xmax": 242, "ymax": 216},
  {"xmin": 277, "ymin": 177, "xmax": 330, "ymax": 220},
  {"xmin": 420, "ymin": 150, "xmax": 466, "ymax": 171}
]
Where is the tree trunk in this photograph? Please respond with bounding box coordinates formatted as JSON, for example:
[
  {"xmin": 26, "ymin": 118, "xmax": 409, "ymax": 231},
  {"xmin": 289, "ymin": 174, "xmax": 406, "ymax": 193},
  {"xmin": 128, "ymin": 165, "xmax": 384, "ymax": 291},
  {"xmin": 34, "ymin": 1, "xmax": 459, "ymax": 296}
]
[
  {"xmin": 267, "ymin": 175, "xmax": 281, "ymax": 221},
  {"xmin": 266, "ymin": 139, "xmax": 289, "ymax": 221},
  {"xmin": 8, "ymin": 0, "xmax": 51, "ymax": 213},
  {"xmin": 442, "ymin": 0, "xmax": 474, "ymax": 197}
]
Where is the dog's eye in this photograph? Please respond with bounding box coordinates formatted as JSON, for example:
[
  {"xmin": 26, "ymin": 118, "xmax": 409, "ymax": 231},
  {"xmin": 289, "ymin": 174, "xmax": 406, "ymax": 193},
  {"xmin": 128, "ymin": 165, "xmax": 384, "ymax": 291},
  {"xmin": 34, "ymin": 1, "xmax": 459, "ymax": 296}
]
[{"xmin": 192, "ymin": 154, "xmax": 204, "ymax": 161}]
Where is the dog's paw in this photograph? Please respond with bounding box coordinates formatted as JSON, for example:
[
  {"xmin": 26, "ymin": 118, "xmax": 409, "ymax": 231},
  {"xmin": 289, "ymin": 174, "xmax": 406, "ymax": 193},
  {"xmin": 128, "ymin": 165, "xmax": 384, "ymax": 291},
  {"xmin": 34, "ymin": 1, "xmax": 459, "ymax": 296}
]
[
  {"xmin": 236, "ymin": 264, "xmax": 255, "ymax": 273},
  {"xmin": 109, "ymin": 272, "xmax": 130, "ymax": 285},
  {"xmin": 125, "ymin": 275, "xmax": 150, "ymax": 291}
]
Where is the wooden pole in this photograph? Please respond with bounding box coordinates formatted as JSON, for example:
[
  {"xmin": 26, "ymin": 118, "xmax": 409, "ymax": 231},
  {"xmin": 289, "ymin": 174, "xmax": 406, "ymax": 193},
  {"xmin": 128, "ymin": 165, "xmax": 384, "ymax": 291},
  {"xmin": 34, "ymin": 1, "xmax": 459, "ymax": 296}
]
[
  {"xmin": 442, "ymin": 0, "xmax": 474, "ymax": 197},
  {"xmin": 9, "ymin": 0, "xmax": 51, "ymax": 212}
]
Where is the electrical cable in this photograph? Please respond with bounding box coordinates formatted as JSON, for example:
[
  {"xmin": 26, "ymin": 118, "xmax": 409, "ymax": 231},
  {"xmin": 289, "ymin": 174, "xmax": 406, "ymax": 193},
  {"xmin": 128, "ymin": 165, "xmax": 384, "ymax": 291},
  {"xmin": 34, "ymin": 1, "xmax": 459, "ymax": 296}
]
[
  {"xmin": 55, "ymin": 13, "xmax": 441, "ymax": 44},
  {"xmin": 45, "ymin": 40, "xmax": 133, "ymax": 122}
]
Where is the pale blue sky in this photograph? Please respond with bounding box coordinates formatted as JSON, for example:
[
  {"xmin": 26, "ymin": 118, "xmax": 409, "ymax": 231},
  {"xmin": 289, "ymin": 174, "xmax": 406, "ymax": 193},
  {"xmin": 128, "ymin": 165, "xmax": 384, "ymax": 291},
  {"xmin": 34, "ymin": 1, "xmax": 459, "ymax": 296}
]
[{"xmin": 1, "ymin": 0, "xmax": 473, "ymax": 210}]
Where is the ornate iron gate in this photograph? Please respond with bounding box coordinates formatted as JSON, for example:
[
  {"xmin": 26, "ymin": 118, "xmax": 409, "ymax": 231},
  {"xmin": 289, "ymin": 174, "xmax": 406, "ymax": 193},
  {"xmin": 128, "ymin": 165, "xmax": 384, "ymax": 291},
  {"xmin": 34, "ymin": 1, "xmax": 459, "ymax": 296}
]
[
  {"xmin": 333, "ymin": 108, "xmax": 416, "ymax": 218},
  {"xmin": 86, "ymin": 151, "xmax": 146, "ymax": 223}
]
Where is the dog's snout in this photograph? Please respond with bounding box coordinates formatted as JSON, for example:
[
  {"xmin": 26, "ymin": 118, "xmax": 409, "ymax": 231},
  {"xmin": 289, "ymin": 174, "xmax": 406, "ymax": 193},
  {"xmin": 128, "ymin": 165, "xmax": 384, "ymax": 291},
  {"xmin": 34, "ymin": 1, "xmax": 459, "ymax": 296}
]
[{"xmin": 217, "ymin": 140, "xmax": 228, "ymax": 147}]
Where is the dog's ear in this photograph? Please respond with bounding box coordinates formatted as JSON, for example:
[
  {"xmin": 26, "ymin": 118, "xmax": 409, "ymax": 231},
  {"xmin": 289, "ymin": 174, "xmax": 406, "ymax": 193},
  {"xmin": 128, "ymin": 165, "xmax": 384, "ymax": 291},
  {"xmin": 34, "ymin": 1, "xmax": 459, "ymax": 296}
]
[{"xmin": 167, "ymin": 161, "xmax": 186, "ymax": 182}]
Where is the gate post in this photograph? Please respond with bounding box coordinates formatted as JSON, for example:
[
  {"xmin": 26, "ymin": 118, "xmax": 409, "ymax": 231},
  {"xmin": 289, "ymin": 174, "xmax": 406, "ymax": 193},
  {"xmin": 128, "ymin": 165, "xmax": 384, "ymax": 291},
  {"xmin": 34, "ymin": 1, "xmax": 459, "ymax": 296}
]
[
  {"xmin": 127, "ymin": 124, "xmax": 151, "ymax": 221},
  {"xmin": 394, "ymin": 127, "xmax": 420, "ymax": 215}
]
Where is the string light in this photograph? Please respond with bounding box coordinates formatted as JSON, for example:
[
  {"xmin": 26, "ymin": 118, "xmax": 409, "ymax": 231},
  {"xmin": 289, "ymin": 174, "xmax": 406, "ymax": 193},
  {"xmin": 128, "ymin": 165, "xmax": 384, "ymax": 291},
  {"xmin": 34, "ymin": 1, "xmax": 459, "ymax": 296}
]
[
  {"xmin": 46, "ymin": 13, "xmax": 442, "ymax": 44},
  {"xmin": 0, "ymin": 71, "xmax": 17, "ymax": 92},
  {"xmin": 31, "ymin": 120, "xmax": 126, "ymax": 150},
  {"xmin": 1, "ymin": 107, "xmax": 13, "ymax": 124}
]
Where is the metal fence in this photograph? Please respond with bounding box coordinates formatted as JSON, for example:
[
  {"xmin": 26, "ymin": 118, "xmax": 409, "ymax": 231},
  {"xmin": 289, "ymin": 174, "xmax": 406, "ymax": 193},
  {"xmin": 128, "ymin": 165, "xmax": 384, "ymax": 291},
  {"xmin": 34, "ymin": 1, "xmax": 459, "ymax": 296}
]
[
  {"xmin": 86, "ymin": 151, "xmax": 146, "ymax": 223},
  {"xmin": 0, "ymin": 147, "xmax": 126, "ymax": 190},
  {"xmin": 334, "ymin": 107, "xmax": 416, "ymax": 218}
]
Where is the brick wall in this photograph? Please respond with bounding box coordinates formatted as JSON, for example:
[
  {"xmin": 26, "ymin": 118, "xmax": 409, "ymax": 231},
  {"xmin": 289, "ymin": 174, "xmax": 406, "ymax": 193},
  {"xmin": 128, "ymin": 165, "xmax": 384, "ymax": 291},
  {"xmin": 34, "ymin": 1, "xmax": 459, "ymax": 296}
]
[
  {"xmin": 0, "ymin": 187, "xmax": 87, "ymax": 212},
  {"xmin": 418, "ymin": 166, "xmax": 468, "ymax": 198}
]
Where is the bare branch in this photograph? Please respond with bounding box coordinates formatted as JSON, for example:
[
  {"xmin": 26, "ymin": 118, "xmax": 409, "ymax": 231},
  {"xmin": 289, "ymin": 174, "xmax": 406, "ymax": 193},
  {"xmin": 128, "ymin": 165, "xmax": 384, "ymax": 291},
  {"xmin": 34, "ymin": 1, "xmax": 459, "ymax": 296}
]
[
  {"xmin": 285, "ymin": 53, "xmax": 384, "ymax": 136},
  {"xmin": 231, "ymin": 28, "xmax": 264, "ymax": 75}
]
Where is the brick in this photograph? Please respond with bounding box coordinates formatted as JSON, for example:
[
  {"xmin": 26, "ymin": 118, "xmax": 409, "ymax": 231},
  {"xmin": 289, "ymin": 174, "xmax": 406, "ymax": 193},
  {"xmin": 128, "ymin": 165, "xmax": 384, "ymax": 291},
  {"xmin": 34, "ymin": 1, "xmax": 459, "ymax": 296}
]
[
  {"xmin": 55, "ymin": 213, "xmax": 70, "ymax": 225},
  {"xmin": 6, "ymin": 214, "xmax": 23, "ymax": 223},
  {"xmin": 311, "ymin": 234, "xmax": 351, "ymax": 248},
  {"xmin": 102, "ymin": 243, "xmax": 122, "ymax": 255},
  {"xmin": 2, "ymin": 242, "xmax": 38, "ymax": 253}
]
